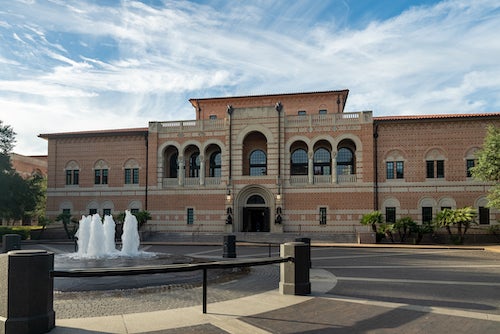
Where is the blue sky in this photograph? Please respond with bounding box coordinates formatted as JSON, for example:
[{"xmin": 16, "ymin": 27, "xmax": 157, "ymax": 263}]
[{"xmin": 1, "ymin": 0, "xmax": 499, "ymax": 155}]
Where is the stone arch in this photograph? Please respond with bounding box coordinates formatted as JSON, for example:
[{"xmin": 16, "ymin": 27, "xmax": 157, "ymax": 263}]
[{"xmin": 234, "ymin": 185, "xmax": 275, "ymax": 233}]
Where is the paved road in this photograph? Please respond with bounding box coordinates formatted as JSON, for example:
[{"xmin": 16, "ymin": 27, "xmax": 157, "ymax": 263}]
[
  {"xmin": 313, "ymin": 247, "xmax": 500, "ymax": 316},
  {"xmin": 22, "ymin": 242, "xmax": 500, "ymax": 333}
]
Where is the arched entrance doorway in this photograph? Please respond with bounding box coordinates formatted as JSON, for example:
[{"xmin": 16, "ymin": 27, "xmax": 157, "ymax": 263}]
[
  {"xmin": 235, "ymin": 186, "xmax": 274, "ymax": 233},
  {"xmin": 243, "ymin": 195, "xmax": 270, "ymax": 232}
]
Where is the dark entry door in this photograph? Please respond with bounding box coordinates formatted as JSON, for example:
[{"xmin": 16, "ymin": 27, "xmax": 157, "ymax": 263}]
[{"xmin": 242, "ymin": 207, "xmax": 270, "ymax": 232}]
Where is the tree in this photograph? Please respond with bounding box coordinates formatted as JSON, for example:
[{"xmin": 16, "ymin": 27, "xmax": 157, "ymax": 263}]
[
  {"xmin": 434, "ymin": 207, "xmax": 477, "ymax": 244},
  {"xmin": 360, "ymin": 211, "xmax": 383, "ymax": 233},
  {"xmin": 0, "ymin": 120, "xmax": 16, "ymax": 154},
  {"xmin": 471, "ymin": 125, "xmax": 500, "ymax": 209}
]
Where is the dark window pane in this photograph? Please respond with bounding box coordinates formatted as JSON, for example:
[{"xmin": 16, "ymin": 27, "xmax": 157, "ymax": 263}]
[
  {"xmin": 133, "ymin": 168, "xmax": 139, "ymax": 184},
  {"xmin": 386, "ymin": 162, "xmax": 394, "ymax": 179},
  {"xmin": 396, "ymin": 161, "xmax": 404, "ymax": 179},
  {"xmin": 426, "ymin": 161, "xmax": 434, "ymax": 178},
  {"xmin": 187, "ymin": 208, "xmax": 194, "ymax": 225},
  {"xmin": 386, "ymin": 207, "xmax": 396, "ymax": 223},
  {"xmin": 102, "ymin": 169, "xmax": 108, "ymax": 184},
  {"xmin": 125, "ymin": 168, "xmax": 131, "ymax": 184},
  {"xmin": 436, "ymin": 160, "xmax": 444, "ymax": 178},
  {"xmin": 479, "ymin": 207, "xmax": 490, "ymax": 225},
  {"xmin": 466, "ymin": 159, "xmax": 475, "ymax": 177},
  {"xmin": 291, "ymin": 149, "xmax": 308, "ymax": 175},
  {"xmin": 319, "ymin": 207, "xmax": 327, "ymax": 225},
  {"xmin": 250, "ymin": 150, "xmax": 267, "ymax": 176},
  {"xmin": 422, "ymin": 207, "xmax": 433, "ymax": 223}
]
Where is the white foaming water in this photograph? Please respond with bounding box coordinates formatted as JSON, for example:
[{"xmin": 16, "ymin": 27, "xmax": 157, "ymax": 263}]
[
  {"xmin": 121, "ymin": 211, "xmax": 141, "ymax": 256},
  {"xmin": 103, "ymin": 215, "xmax": 118, "ymax": 255},
  {"xmin": 73, "ymin": 210, "xmax": 142, "ymax": 259}
]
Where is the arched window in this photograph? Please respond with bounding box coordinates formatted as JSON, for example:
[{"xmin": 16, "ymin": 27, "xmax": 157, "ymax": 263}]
[
  {"xmin": 209, "ymin": 152, "xmax": 221, "ymax": 177},
  {"xmin": 291, "ymin": 149, "xmax": 308, "ymax": 175},
  {"xmin": 313, "ymin": 148, "xmax": 331, "ymax": 175},
  {"xmin": 337, "ymin": 148, "xmax": 354, "ymax": 175},
  {"xmin": 169, "ymin": 153, "xmax": 178, "ymax": 178},
  {"xmin": 247, "ymin": 195, "xmax": 265, "ymax": 205},
  {"xmin": 250, "ymin": 150, "xmax": 267, "ymax": 176},
  {"xmin": 189, "ymin": 153, "xmax": 200, "ymax": 177}
]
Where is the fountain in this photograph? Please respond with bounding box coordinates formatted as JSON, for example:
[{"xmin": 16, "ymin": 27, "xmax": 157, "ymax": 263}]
[
  {"xmin": 54, "ymin": 210, "xmax": 199, "ymax": 291},
  {"xmin": 74, "ymin": 210, "xmax": 140, "ymax": 258}
]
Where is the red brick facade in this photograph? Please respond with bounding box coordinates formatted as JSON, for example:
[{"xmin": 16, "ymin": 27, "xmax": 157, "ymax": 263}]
[{"xmin": 39, "ymin": 91, "xmax": 500, "ymax": 237}]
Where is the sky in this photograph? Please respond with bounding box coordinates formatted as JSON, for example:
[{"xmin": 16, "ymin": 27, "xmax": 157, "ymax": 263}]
[{"xmin": 1, "ymin": 0, "xmax": 499, "ymax": 156}]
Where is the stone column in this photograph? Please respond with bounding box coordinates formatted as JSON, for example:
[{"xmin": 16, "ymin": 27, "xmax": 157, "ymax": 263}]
[
  {"xmin": 178, "ymin": 156, "xmax": 185, "ymax": 186},
  {"xmin": 308, "ymin": 152, "xmax": 314, "ymax": 184},
  {"xmin": 0, "ymin": 250, "xmax": 55, "ymax": 334},
  {"xmin": 331, "ymin": 151, "xmax": 337, "ymax": 184},
  {"xmin": 279, "ymin": 242, "xmax": 311, "ymax": 295},
  {"xmin": 199, "ymin": 155, "xmax": 205, "ymax": 186}
]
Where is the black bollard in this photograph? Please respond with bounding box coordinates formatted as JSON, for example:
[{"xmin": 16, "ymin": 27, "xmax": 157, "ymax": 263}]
[
  {"xmin": 1, "ymin": 234, "xmax": 21, "ymax": 253},
  {"xmin": 295, "ymin": 237, "xmax": 311, "ymax": 268},
  {"xmin": 223, "ymin": 235, "xmax": 236, "ymax": 258},
  {"xmin": 0, "ymin": 250, "xmax": 55, "ymax": 334}
]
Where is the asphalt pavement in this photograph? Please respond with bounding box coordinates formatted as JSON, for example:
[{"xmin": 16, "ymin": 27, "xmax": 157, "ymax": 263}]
[{"xmin": 19, "ymin": 242, "xmax": 500, "ymax": 333}]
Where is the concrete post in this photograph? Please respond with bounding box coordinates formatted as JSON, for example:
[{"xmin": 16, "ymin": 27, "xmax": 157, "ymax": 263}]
[
  {"xmin": 279, "ymin": 242, "xmax": 311, "ymax": 295},
  {"xmin": 0, "ymin": 250, "xmax": 55, "ymax": 334}
]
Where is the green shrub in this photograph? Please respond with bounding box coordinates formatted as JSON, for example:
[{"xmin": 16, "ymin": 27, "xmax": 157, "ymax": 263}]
[{"xmin": 0, "ymin": 226, "xmax": 31, "ymax": 240}]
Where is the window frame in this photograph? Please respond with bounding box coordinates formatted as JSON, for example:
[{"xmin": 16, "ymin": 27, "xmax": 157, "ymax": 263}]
[
  {"xmin": 249, "ymin": 149, "xmax": 267, "ymax": 176},
  {"xmin": 386, "ymin": 207, "xmax": 396, "ymax": 223},
  {"xmin": 291, "ymin": 148, "xmax": 308, "ymax": 175},
  {"xmin": 187, "ymin": 208, "xmax": 194, "ymax": 225},
  {"xmin": 319, "ymin": 207, "xmax": 327, "ymax": 225}
]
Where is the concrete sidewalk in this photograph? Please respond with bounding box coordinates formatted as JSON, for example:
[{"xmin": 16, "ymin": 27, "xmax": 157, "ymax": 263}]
[{"xmin": 52, "ymin": 269, "xmax": 336, "ymax": 333}]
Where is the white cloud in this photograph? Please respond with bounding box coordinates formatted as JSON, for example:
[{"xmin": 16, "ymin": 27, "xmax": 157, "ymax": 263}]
[{"xmin": 0, "ymin": 0, "xmax": 499, "ymax": 155}]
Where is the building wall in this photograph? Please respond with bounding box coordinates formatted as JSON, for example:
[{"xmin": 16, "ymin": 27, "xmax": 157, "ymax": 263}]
[
  {"xmin": 45, "ymin": 132, "xmax": 147, "ymax": 218},
  {"xmin": 376, "ymin": 116, "xmax": 500, "ymax": 226},
  {"xmin": 42, "ymin": 91, "xmax": 500, "ymax": 236}
]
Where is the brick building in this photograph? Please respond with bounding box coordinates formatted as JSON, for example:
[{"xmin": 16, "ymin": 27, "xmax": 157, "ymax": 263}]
[{"xmin": 39, "ymin": 90, "xmax": 500, "ymax": 240}]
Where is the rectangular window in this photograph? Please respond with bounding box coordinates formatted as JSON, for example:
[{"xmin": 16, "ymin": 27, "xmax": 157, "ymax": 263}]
[
  {"xmin": 436, "ymin": 160, "xmax": 444, "ymax": 178},
  {"xmin": 386, "ymin": 162, "xmax": 394, "ymax": 179},
  {"xmin": 125, "ymin": 168, "xmax": 139, "ymax": 184},
  {"xmin": 89, "ymin": 208, "xmax": 97, "ymax": 215},
  {"xmin": 103, "ymin": 209, "xmax": 111, "ymax": 216},
  {"xmin": 319, "ymin": 109, "xmax": 327, "ymax": 115},
  {"xmin": 66, "ymin": 170, "xmax": 79, "ymax": 185},
  {"xmin": 479, "ymin": 207, "xmax": 490, "ymax": 225},
  {"xmin": 62, "ymin": 208, "xmax": 71, "ymax": 215},
  {"xmin": 125, "ymin": 168, "xmax": 131, "ymax": 184},
  {"xmin": 426, "ymin": 161, "xmax": 434, "ymax": 178},
  {"xmin": 209, "ymin": 115, "xmax": 217, "ymax": 120},
  {"xmin": 102, "ymin": 169, "xmax": 108, "ymax": 184},
  {"xmin": 131, "ymin": 208, "xmax": 139, "ymax": 214},
  {"xmin": 298, "ymin": 110, "xmax": 306, "ymax": 115},
  {"xmin": 187, "ymin": 208, "xmax": 194, "ymax": 225},
  {"xmin": 95, "ymin": 169, "xmax": 109, "ymax": 184},
  {"xmin": 94, "ymin": 169, "xmax": 101, "ymax": 184},
  {"xmin": 396, "ymin": 161, "xmax": 404, "ymax": 179},
  {"xmin": 422, "ymin": 207, "xmax": 433, "ymax": 223},
  {"xmin": 466, "ymin": 159, "xmax": 475, "ymax": 177},
  {"xmin": 386, "ymin": 207, "xmax": 396, "ymax": 223},
  {"xmin": 319, "ymin": 207, "xmax": 327, "ymax": 225}
]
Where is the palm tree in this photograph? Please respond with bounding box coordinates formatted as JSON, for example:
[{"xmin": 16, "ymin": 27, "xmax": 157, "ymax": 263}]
[
  {"xmin": 434, "ymin": 207, "xmax": 476, "ymax": 244},
  {"xmin": 360, "ymin": 211, "xmax": 383, "ymax": 233}
]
